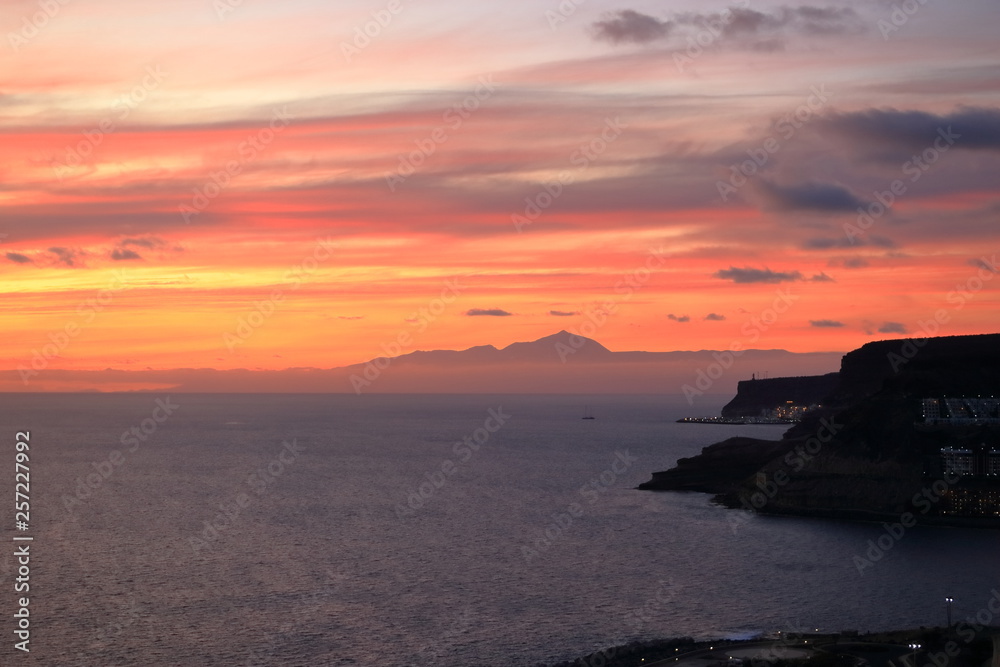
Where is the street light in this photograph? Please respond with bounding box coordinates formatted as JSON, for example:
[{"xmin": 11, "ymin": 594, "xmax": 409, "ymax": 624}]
[
  {"xmin": 945, "ymin": 597, "xmax": 954, "ymax": 628},
  {"xmin": 909, "ymin": 643, "xmax": 922, "ymax": 667}
]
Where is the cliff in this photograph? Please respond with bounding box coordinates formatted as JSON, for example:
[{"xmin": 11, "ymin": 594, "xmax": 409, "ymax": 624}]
[
  {"xmin": 640, "ymin": 333, "xmax": 1000, "ymax": 525},
  {"xmin": 720, "ymin": 372, "xmax": 840, "ymax": 418}
]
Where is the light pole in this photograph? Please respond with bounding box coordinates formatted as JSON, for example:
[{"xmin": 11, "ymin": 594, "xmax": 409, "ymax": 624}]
[
  {"xmin": 945, "ymin": 597, "xmax": 954, "ymax": 628},
  {"xmin": 909, "ymin": 643, "xmax": 922, "ymax": 667}
]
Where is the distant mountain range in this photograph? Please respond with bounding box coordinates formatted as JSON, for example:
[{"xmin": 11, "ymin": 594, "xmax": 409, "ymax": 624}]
[{"xmin": 0, "ymin": 330, "xmax": 844, "ymax": 395}]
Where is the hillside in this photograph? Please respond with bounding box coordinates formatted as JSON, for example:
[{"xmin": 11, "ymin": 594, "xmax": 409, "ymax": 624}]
[
  {"xmin": 719, "ymin": 372, "xmax": 840, "ymax": 418},
  {"xmin": 640, "ymin": 333, "xmax": 1000, "ymax": 525}
]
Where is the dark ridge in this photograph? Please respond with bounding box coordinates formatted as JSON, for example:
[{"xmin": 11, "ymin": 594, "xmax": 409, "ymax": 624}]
[{"xmin": 639, "ymin": 332, "xmax": 1000, "ymax": 526}]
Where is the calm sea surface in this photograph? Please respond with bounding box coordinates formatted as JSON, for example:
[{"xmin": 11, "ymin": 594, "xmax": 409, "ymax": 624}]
[{"xmin": 1, "ymin": 393, "xmax": 998, "ymax": 666}]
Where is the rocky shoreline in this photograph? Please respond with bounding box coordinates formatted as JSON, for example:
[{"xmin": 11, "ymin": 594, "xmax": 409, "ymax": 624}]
[{"xmin": 638, "ymin": 334, "xmax": 1000, "ymax": 527}]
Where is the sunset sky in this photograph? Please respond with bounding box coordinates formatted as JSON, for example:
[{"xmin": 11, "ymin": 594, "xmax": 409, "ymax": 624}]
[{"xmin": 2, "ymin": 0, "xmax": 999, "ymax": 387}]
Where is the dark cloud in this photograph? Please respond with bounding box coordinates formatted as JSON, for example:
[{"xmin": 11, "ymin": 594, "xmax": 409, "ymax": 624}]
[
  {"xmin": 879, "ymin": 322, "xmax": 909, "ymax": 334},
  {"xmin": 783, "ymin": 6, "xmax": 863, "ymax": 35},
  {"xmin": 549, "ymin": 310, "xmax": 578, "ymax": 317},
  {"xmin": 810, "ymin": 319, "xmax": 844, "ymax": 327},
  {"xmin": 5, "ymin": 252, "xmax": 32, "ymax": 264},
  {"xmin": 111, "ymin": 248, "xmax": 142, "ymax": 261},
  {"xmin": 466, "ymin": 308, "xmax": 513, "ymax": 317},
  {"xmin": 714, "ymin": 266, "xmax": 803, "ymax": 284},
  {"xmin": 803, "ymin": 237, "xmax": 849, "ymax": 250},
  {"xmin": 592, "ymin": 6, "xmax": 864, "ymax": 49},
  {"xmin": 823, "ymin": 106, "xmax": 1000, "ymax": 152},
  {"xmin": 967, "ymin": 256, "xmax": 999, "ymax": 273},
  {"xmin": 704, "ymin": 313, "xmax": 726, "ymax": 321},
  {"xmin": 667, "ymin": 314, "xmax": 691, "ymax": 322},
  {"xmin": 120, "ymin": 236, "xmax": 165, "ymax": 249},
  {"xmin": 592, "ymin": 10, "xmax": 670, "ymax": 44},
  {"xmin": 870, "ymin": 236, "xmax": 899, "ymax": 249},
  {"xmin": 758, "ymin": 179, "xmax": 867, "ymax": 212},
  {"xmin": 802, "ymin": 235, "xmax": 896, "ymax": 250},
  {"xmin": 832, "ymin": 257, "xmax": 870, "ymax": 269},
  {"xmin": 47, "ymin": 246, "xmax": 82, "ymax": 267},
  {"xmin": 810, "ymin": 272, "xmax": 835, "ymax": 282},
  {"xmin": 710, "ymin": 8, "xmax": 782, "ymax": 37}
]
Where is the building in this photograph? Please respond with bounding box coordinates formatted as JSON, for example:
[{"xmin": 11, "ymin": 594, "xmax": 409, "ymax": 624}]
[
  {"xmin": 941, "ymin": 444, "xmax": 1000, "ymax": 477},
  {"xmin": 938, "ymin": 445, "xmax": 1000, "ymax": 517},
  {"xmin": 923, "ymin": 397, "xmax": 1000, "ymax": 424},
  {"xmin": 940, "ymin": 487, "xmax": 1000, "ymax": 517},
  {"xmin": 989, "ymin": 449, "xmax": 1000, "ymax": 477},
  {"xmin": 941, "ymin": 447, "xmax": 975, "ymax": 476}
]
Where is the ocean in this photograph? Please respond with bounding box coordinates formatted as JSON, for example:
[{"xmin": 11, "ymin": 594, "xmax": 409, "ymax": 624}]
[{"xmin": 2, "ymin": 393, "xmax": 998, "ymax": 666}]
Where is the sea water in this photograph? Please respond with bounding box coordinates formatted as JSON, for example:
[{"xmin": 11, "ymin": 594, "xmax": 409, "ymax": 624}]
[{"xmin": 1, "ymin": 393, "xmax": 997, "ymax": 665}]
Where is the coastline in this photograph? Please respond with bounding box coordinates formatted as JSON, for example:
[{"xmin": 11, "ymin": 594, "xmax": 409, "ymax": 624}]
[
  {"xmin": 640, "ymin": 334, "xmax": 1000, "ymax": 529},
  {"xmin": 710, "ymin": 495, "xmax": 1000, "ymax": 530},
  {"xmin": 677, "ymin": 417, "xmax": 798, "ymax": 425},
  {"xmin": 549, "ymin": 626, "xmax": 999, "ymax": 667}
]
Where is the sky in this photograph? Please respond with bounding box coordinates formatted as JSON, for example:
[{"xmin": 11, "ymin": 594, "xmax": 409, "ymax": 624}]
[{"xmin": 1, "ymin": 0, "xmax": 999, "ymax": 389}]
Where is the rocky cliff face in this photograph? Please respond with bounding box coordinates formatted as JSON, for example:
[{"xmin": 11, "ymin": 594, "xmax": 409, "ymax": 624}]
[
  {"xmin": 641, "ymin": 333, "xmax": 1000, "ymax": 525},
  {"xmin": 720, "ymin": 373, "xmax": 840, "ymax": 418},
  {"xmin": 637, "ymin": 437, "xmax": 798, "ymax": 494},
  {"xmin": 829, "ymin": 333, "xmax": 1000, "ymax": 405}
]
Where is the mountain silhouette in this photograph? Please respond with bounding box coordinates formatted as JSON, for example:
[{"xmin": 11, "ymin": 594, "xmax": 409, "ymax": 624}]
[
  {"xmin": 356, "ymin": 330, "xmax": 613, "ymax": 366},
  {"xmin": 0, "ymin": 331, "xmax": 844, "ymax": 394}
]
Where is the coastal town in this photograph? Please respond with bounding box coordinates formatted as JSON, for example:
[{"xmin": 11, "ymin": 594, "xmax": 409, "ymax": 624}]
[
  {"xmin": 666, "ymin": 350, "xmax": 1000, "ymax": 521},
  {"xmin": 678, "ymin": 401, "xmax": 813, "ymax": 425}
]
